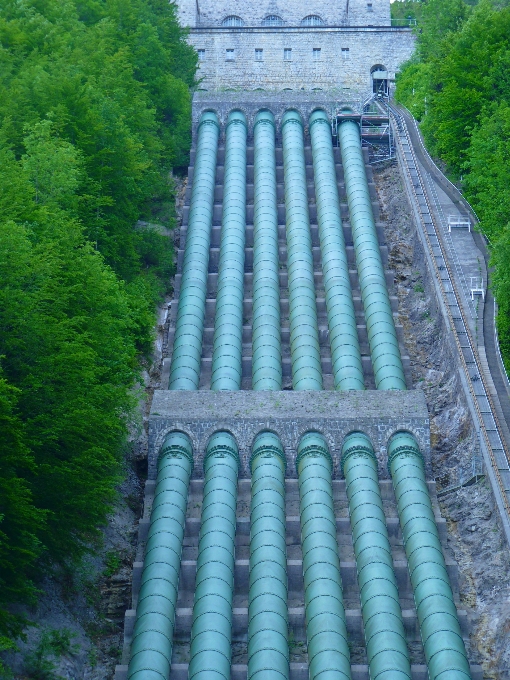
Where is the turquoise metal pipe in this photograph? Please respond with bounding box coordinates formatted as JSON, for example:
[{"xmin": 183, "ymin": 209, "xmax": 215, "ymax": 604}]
[
  {"xmin": 341, "ymin": 433, "xmax": 411, "ymax": 680},
  {"xmin": 388, "ymin": 432, "xmax": 471, "ymax": 680},
  {"xmin": 211, "ymin": 111, "xmax": 247, "ymax": 390},
  {"xmin": 282, "ymin": 110, "xmax": 322, "ymax": 391},
  {"xmin": 188, "ymin": 432, "xmax": 239, "ymax": 680},
  {"xmin": 309, "ymin": 111, "xmax": 364, "ymax": 391},
  {"xmin": 169, "ymin": 111, "xmax": 220, "ymax": 390},
  {"xmin": 296, "ymin": 432, "xmax": 351, "ymax": 680},
  {"xmin": 252, "ymin": 110, "xmax": 282, "ymax": 390},
  {"xmin": 248, "ymin": 432, "xmax": 289, "ymax": 680},
  {"xmin": 338, "ymin": 121, "xmax": 406, "ymax": 391},
  {"xmin": 127, "ymin": 432, "xmax": 193, "ymax": 680}
]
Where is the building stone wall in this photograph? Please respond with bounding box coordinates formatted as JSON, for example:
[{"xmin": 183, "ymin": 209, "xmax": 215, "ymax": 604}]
[
  {"xmin": 191, "ymin": 28, "xmax": 414, "ymax": 94},
  {"xmin": 149, "ymin": 390, "xmax": 431, "ymax": 481},
  {"xmin": 176, "ymin": 0, "xmax": 390, "ymax": 28}
]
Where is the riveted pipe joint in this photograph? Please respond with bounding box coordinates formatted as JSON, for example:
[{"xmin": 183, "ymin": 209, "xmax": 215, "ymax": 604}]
[
  {"xmin": 296, "ymin": 432, "xmax": 352, "ymax": 680},
  {"xmin": 309, "ymin": 110, "xmax": 364, "ymax": 391},
  {"xmin": 188, "ymin": 432, "xmax": 239, "ymax": 680},
  {"xmin": 282, "ymin": 110, "xmax": 322, "ymax": 391},
  {"xmin": 388, "ymin": 432, "xmax": 471, "ymax": 680},
  {"xmin": 338, "ymin": 121, "xmax": 406, "ymax": 391},
  {"xmin": 248, "ymin": 432, "xmax": 289, "ymax": 680},
  {"xmin": 128, "ymin": 432, "xmax": 194, "ymax": 680},
  {"xmin": 211, "ymin": 111, "xmax": 247, "ymax": 390},
  {"xmin": 170, "ymin": 111, "xmax": 220, "ymax": 390},
  {"xmin": 252, "ymin": 110, "xmax": 282, "ymax": 391},
  {"xmin": 341, "ymin": 433, "xmax": 411, "ymax": 680}
]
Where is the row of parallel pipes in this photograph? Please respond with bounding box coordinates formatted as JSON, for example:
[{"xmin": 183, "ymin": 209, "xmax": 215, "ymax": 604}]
[
  {"xmin": 309, "ymin": 110, "xmax": 365, "ymax": 391},
  {"xmin": 282, "ymin": 110, "xmax": 323, "ymax": 391},
  {"xmin": 252, "ymin": 110, "xmax": 282, "ymax": 390},
  {"xmin": 193, "ymin": 113, "xmax": 246, "ymax": 677},
  {"xmin": 210, "ymin": 111, "xmax": 247, "ymax": 390},
  {"xmin": 336, "ymin": 123, "xmax": 471, "ymax": 679},
  {"xmin": 169, "ymin": 112, "xmax": 219, "ymax": 391},
  {"xmin": 128, "ymin": 107, "xmax": 472, "ymax": 680}
]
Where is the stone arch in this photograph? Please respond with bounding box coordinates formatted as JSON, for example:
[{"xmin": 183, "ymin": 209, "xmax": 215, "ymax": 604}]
[
  {"xmin": 249, "ymin": 427, "xmax": 285, "ymax": 454},
  {"xmin": 204, "ymin": 428, "xmax": 241, "ymax": 462},
  {"xmin": 262, "ymin": 14, "xmax": 285, "ymax": 26},
  {"xmin": 371, "ymin": 63, "xmax": 388, "ymax": 94},
  {"xmin": 301, "ymin": 14, "xmax": 325, "ymax": 26},
  {"xmin": 309, "ymin": 106, "xmax": 329, "ymax": 122},
  {"xmin": 154, "ymin": 426, "xmax": 197, "ymax": 466},
  {"xmin": 221, "ymin": 15, "xmax": 244, "ymax": 27},
  {"xmin": 294, "ymin": 426, "xmax": 337, "ymax": 474}
]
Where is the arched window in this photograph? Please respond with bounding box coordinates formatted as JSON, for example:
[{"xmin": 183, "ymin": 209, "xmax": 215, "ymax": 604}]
[
  {"xmin": 222, "ymin": 15, "xmax": 244, "ymax": 27},
  {"xmin": 262, "ymin": 15, "xmax": 284, "ymax": 26},
  {"xmin": 301, "ymin": 15, "xmax": 324, "ymax": 26}
]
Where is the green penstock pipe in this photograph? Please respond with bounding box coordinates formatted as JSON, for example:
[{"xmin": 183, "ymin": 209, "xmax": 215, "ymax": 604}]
[
  {"xmin": 341, "ymin": 433, "xmax": 412, "ymax": 680},
  {"xmin": 309, "ymin": 111, "xmax": 364, "ymax": 391},
  {"xmin": 248, "ymin": 432, "xmax": 289, "ymax": 680},
  {"xmin": 296, "ymin": 432, "xmax": 352, "ymax": 680},
  {"xmin": 127, "ymin": 432, "xmax": 193, "ymax": 680},
  {"xmin": 169, "ymin": 111, "xmax": 219, "ymax": 389},
  {"xmin": 388, "ymin": 432, "xmax": 472, "ymax": 680},
  {"xmin": 282, "ymin": 109, "xmax": 322, "ymax": 390},
  {"xmin": 338, "ymin": 121, "xmax": 406, "ymax": 391},
  {"xmin": 188, "ymin": 432, "xmax": 239, "ymax": 680},
  {"xmin": 211, "ymin": 111, "xmax": 247, "ymax": 390},
  {"xmin": 252, "ymin": 110, "xmax": 282, "ymax": 390}
]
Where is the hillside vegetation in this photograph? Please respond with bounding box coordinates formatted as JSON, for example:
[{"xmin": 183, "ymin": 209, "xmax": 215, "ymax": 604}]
[
  {"xmin": 393, "ymin": 0, "xmax": 510, "ymax": 369},
  {"xmin": 0, "ymin": 0, "xmax": 196, "ymax": 654}
]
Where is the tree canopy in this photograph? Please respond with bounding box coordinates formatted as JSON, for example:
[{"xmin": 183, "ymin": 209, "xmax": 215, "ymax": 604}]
[
  {"xmin": 0, "ymin": 0, "xmax": 196, "ymax": 646},
  {"xmin": 394, "ymin": 0, "xmax": 510, "ymax": 370}
]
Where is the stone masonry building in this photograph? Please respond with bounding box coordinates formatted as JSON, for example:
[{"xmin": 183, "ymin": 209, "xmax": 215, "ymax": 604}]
[{"xmin": 178, "ymin": 0, "xmax": 415, "ymax": 96}]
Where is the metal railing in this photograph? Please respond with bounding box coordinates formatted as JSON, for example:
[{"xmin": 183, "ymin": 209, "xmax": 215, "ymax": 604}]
[{"xmin": 390, "ymin": 105, "xmax": 510, "ymax": 522}]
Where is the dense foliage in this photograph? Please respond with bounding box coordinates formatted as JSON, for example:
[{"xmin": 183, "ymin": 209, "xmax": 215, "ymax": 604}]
[
  {"xmin": 0, "ymin": 0, "xmax": 196, "ymax": 643},
  {"xmin": 393, "ymin": 0, "xmax": 510, "ymax": 369}
]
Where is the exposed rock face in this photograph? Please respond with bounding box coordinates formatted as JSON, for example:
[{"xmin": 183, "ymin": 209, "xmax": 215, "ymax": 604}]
[{"xmin": 375, "ymin": 162, "xmax": 510, "ymax": 679}]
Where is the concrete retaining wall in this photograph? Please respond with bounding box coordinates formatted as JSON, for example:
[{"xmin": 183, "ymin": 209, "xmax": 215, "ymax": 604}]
[{"xmin": 148, "ymin": 389, "xmax": 430, "ymax": 479}]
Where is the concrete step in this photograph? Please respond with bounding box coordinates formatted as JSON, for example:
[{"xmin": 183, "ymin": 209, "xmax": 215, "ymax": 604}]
[
  {"xmin": 169, "ymin": 295, "xmax": 398, "ymax": 325},
  {"xmin": 172, "ymin": 248, "xmax": 389, "ymax": 295},
  {"xmin": 115, "ymin": 663, "xmax": 484, "ymax": 680},
  {"xmin": 178, "ymin": 223, "xmax": 387, "ymax": 249},
  {"xmin": 170, "ymin": 605, "xmax": 470, "ymax": 642},
  {"xmin": 181, "ymin": 199, "xmax": 381, "ymax": 228},
  {"xmin": 129, "ymin": 555, "xmax": 459, "ymax": 607},
  {"xmin": 175, "ymin": 246, "xmax": 394, "ymax": 285},
  {"xmin": 137, "ymin": 513, "xmax": 447, "ymax": 546}
]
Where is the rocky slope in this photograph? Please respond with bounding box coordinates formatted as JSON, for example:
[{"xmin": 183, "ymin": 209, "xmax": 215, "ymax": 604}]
[{"xmin": 375, "ymin": 162, "xmax": 510, "ymax": 678}]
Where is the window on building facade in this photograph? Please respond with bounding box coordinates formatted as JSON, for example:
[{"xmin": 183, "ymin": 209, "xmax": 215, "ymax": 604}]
[
  {"xmin": 255, "ymin": 49, "xmax": 263, "ymax": 61},
  {"xmin": 226, "ymin": 49, "xmax": 235, "ymax": 60},
  {"xmin": 284, "ymin": 48, "xmax": 292, "ymax": 60},
  {"xmin": 262, "ymin": 15, "xmax": 284, "ymax": 26},
  {"xmin": 313, "ymin": 48, "xmax": 321, "ymax": 60},
  {"xmin": 198, "ymin": 49, "xmax": 205, "ymax": 61},
  {"xmin": 301, "ymin": 15, "xmax": 324, "ymax": 26},
  {"xmin": 342, "ymin": 48, "xmax": 350, "ymax": 60},
  {"xmin": 222, "ymin": 15, "xmax": 244, "ymax": 27},
  {"xmin": 367, "ymin": 3, "xmax": 373, "ymax": 10}
]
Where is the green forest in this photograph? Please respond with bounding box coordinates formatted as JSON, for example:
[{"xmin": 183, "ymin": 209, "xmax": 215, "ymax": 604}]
[
  {"xmin": 392, "ymin": 0, "xmax": 510, "ymax": 369},
  {"xmin": 0, "ymin": 0, "xmax": 196, "ymax": 654}
]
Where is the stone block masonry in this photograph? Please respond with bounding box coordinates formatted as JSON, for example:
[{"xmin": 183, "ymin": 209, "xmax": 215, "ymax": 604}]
[
  {"xmin": 177, "ymin": 0, "xmax": 391, "ymax": 29},
  {"xmin": 191, "ymin": 27, "xmax": 414, "ymax": 94},
  {"xmin": 148, "ymin": 389, "xmax": 430, "ymax": 480}
]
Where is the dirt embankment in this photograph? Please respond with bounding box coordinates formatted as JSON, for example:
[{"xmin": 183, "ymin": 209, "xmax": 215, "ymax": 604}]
[{"xmin": 375, "ymin": 163, "xmax": 510, "ymax": 678}]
